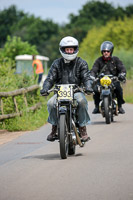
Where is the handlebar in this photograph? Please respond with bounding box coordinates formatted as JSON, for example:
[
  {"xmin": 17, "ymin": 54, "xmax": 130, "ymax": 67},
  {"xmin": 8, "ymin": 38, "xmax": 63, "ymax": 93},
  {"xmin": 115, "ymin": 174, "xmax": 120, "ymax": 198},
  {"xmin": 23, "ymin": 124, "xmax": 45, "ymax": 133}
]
[
  {"xmin": 44, "ymin": 85, "xmax": 90, "ymax": 96},
  {"xmin": 90, "ymin": 74, "xmax": 119, "ymax": 83},
  {"xmin": 47, "ymin": 88, "xmax": 58, "ymax": 94}
]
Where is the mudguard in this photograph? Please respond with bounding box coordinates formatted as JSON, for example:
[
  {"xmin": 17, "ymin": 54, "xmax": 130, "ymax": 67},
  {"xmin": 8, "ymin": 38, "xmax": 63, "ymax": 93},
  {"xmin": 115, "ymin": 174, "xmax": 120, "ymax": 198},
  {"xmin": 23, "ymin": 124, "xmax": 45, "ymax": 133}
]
[
  {"xmin": 59, "ymin": 106, "xmax": 67, "ymax": 114},
  {"xmin": 101, "ymin": 89, "xmax": 111, "ymax": 97}
]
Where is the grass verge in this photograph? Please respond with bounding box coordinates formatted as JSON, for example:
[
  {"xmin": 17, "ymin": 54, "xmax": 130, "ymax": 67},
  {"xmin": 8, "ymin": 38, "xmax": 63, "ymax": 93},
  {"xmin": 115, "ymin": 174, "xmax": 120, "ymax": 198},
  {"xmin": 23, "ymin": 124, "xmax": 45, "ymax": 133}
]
[
  {"xmin": 123, "ymin": 80, "xmax": 133, "ymax": 104},
  {"xmin": 0, "ymin": 81, "xmax": 132, "ymax": 132}
]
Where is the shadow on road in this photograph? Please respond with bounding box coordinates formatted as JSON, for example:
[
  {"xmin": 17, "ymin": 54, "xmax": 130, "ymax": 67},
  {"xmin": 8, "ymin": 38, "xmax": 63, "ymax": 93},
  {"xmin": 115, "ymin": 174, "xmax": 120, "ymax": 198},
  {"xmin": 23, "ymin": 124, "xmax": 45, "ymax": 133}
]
[
  {"xmin": 22, "ymin": 154, "xmax": 60, "ymax": 160},
  {"xmin": 91, "ymin": 121, "xmax": 106, "ymax": 125},
  {"xmin": 91, "ymin": 121, "xmax": 117, "ymax": 125},
  {"xmin": 22, "ymin": 152, "xmax": 83, "ymax": 160}
]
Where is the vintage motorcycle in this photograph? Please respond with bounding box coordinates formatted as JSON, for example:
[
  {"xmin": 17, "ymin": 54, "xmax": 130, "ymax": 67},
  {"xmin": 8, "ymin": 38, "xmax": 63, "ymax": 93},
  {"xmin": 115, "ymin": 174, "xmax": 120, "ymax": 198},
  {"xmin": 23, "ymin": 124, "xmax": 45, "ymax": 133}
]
[
  {"xmin": 92, "ymin": 74, "xmax": 119, "ymax": 124},
  {"xmin": 46, "ymin": 84, "xmax": 86, "ymax": 159}
]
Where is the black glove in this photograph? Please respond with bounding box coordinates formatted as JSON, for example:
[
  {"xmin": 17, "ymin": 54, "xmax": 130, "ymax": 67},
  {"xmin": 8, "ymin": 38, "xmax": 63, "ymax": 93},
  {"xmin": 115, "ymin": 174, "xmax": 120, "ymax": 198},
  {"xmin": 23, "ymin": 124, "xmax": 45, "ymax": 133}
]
[
  {"xmin": 89, "ymin": 75, "xmax": 96, "ymax": 81},
  {"xmin": 40, "ymin": 88, "xmax": 49, "ymax": 96},
  {"xmin": 99, "ymin": 73, "xmax": 104, "ymax": 78},
  {"xmin": 85, "ymin": 87, "xmax": 93, "ymax": 94},
  {"xmin": 118, "ymin": 73, "xmax": 126, "ymax": 82}
]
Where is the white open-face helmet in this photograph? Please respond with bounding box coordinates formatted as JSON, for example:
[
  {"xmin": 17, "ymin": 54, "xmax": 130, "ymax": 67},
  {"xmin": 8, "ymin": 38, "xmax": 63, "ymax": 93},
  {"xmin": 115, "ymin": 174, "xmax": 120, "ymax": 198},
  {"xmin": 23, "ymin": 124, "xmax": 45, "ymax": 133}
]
[{"xmin": 59, "ymin": 36, "xmax": 79, "ymax": 61}]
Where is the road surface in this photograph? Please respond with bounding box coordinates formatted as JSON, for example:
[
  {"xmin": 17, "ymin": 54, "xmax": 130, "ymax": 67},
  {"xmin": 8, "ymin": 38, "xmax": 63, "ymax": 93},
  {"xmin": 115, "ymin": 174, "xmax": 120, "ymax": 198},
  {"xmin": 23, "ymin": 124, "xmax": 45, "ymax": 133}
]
[{"xmin": 0, "ymin": 102, "xmax": 133, "ymax": 200}]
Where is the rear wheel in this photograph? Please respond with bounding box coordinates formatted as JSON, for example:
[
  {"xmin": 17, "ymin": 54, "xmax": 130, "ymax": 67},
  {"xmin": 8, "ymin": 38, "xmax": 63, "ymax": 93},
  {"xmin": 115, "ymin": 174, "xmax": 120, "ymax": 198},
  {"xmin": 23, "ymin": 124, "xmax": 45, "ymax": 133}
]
[
  {"xmin": 111, "ymin": 101, "xmax": 114, "ymax": 122},
  {"xmin": 59, "ymin": 114, "xmax": 68, "ymax": 159},
  {"xmin": 111, "ymin": 111, "xmax": 114, "ymax": 122},
  {"xmin": 103, "ymin": 97, "xmax": 111, "ymax": 124},
  {"xmin": 68, "ymin": 139, "xmax": 76, "ymax": 155}
]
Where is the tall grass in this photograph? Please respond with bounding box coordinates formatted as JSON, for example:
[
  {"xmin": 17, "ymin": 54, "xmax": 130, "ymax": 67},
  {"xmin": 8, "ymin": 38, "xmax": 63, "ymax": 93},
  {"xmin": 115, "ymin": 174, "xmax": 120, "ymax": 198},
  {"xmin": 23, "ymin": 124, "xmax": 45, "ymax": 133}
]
[
  {"xmin": 0, "ymin": 98, "xmax": 49, "ymax": 131},
  {"xmin": 123, "ymin": 80, "xmax": 133, "ymax": 104},
  {"xmin": 115, "ymin": 48, "xmax": 133, "ymax": 79}
]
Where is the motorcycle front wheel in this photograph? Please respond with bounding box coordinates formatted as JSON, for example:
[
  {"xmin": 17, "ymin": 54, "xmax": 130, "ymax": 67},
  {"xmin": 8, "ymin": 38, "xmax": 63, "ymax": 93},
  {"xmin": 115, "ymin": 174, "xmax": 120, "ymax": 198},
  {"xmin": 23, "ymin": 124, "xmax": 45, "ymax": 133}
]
[
  {"xmin": 103, "ymin": 97, "xmax": 111, "ymax": 124},
  {"xmin": 59, "ymin": 114, "xmax": 68, "ymax": 159}
]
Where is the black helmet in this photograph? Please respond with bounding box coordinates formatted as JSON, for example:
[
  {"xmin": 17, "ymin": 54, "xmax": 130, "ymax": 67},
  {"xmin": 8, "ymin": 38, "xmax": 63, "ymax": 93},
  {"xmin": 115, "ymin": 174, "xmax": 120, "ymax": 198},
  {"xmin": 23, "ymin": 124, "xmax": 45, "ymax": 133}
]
[{"xmin": 100, "ymin": 41, "xmax": 114, "ymax": 55}]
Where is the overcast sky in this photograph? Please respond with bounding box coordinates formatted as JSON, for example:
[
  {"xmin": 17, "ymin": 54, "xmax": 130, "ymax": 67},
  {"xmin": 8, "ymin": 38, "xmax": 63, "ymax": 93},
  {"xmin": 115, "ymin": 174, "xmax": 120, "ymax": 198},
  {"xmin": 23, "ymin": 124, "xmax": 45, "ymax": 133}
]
[{"xmin": 0, "ymin": 0, "xmax": 133, "ymax": 24}]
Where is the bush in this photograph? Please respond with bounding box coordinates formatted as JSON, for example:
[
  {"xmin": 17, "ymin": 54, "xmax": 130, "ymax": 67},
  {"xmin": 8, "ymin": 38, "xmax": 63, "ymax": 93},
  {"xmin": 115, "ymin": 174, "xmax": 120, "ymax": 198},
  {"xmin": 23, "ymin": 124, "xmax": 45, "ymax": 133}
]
[
  {"xmin": 123, "ymin": 80, "xmax": 133, "ymax": 103},
  {"xmin": 79, "ymin": 17, "xmax": 133, "ymax": 79},
  {"xmin": 114, "ymin": 48, "xmax": 133, "ymax": 79},
  {"xmin": 0, "ymin": 36, "xmax": 38, "ymax": 68},
  {"xmin": 0, "ymin": 62, "xmax": 35, "ymax": 91}
]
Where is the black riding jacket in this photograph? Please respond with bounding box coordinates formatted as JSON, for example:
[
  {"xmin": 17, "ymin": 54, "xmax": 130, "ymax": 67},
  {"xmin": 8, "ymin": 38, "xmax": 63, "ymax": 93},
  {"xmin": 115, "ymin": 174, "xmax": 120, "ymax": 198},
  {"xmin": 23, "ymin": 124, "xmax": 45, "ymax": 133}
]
[
  {"xmin": 90, "ymin": 56, "xmax": 126, "ymax": 77},
  {"xmin": 43, "ymin": 57, "xmax": 91, "ymax": 91}
]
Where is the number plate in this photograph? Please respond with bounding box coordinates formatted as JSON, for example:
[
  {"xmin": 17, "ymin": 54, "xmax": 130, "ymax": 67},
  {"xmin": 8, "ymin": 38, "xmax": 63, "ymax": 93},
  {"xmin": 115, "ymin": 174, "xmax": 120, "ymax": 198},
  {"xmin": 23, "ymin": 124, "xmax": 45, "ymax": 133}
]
[
  {"xmin": 100, "ymin": 76, "xmax": 112, "ymax": 86},
  {"xmin": 57, "ymin": 84, "xmax": 74, "ymax": 101}
]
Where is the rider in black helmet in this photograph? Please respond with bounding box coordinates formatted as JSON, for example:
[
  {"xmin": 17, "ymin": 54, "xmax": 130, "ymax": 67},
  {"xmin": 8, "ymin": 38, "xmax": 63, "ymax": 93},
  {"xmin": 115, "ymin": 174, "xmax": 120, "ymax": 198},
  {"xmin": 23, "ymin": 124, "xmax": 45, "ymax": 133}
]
[
  {"xmin": 101, "ymin": 41, "xmax": 114, "ymax": 56},
  {"xmin": 90, "ymin": 41, "xmax": 126, "ymax": 114}
]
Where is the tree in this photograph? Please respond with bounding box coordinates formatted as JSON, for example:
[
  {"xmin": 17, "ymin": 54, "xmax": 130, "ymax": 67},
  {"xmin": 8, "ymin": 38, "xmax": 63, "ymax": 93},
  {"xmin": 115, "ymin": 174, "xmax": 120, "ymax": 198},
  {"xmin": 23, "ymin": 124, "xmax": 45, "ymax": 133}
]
[
  {"xmin": 79, "ymin": 17, "xmax": 133, "ymax": 68},
  {"xmin": 0, "ymin": 5, "xmax": 60, "ymax": 64},
  {"xmin": 0, "ymin": 5, "xmax": 25, "ymax": 47},
  {"xmin": 0, "ymin": 1, "xmax": 133, "ymax": 65},
  {"xmin": 65, "ymin": 1, "xmax": 132, "ymax": 43},
  {"xmin": 125, "ymin": 5, "xmax": 133, "ymax": 17},
  {"xmin": 65, "ymin": 1, "xmax": 116, "ymax": 42},
  {"xmin": 12, "ymin": 15, "xmax": 59, "ymax": 54}
]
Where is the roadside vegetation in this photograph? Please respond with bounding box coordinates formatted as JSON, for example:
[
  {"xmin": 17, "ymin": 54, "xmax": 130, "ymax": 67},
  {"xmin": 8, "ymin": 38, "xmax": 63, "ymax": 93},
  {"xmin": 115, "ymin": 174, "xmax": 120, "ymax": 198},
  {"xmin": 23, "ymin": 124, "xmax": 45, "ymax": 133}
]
[
  {"xmin": 123, "ymin": 80, "xmax": 133, "ymax": 103},
  {"xmin": 0, "ymin": 1, "xmax": 133, "ymax": 131}
]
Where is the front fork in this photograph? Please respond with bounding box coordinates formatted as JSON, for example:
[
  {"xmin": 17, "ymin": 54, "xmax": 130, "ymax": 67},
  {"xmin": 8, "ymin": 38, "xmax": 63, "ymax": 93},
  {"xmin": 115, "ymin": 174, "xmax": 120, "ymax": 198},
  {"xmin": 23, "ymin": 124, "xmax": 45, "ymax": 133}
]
[
  {"xmin": 72, "ymin": 120, "xmax": 84, "ymax": 147},
  {"xmin": 100, "ymin": 89, "xmax": 112, "ymax": 115},
  {"xmin": 58, "ymin": 103, "xmax": 84, "ymax": 147}
]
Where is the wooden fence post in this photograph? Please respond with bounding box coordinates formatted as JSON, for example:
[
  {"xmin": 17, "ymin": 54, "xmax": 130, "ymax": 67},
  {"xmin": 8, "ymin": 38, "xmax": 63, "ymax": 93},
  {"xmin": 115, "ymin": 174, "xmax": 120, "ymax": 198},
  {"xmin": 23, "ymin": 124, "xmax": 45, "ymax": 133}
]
[
  {"xmin": 23, "ymin": 94, "xmax": 28, "ymax": 107},
  {"xmin": 0, "ymin": 97, "xmax": 4, "ymax": 115},
  {"xmin": 0, "ymin": 85, "xmax": 40, "ymax": 121},
  {"xmin": 12, "ymin": 96, "xmax": 19, "ymax": 113}
]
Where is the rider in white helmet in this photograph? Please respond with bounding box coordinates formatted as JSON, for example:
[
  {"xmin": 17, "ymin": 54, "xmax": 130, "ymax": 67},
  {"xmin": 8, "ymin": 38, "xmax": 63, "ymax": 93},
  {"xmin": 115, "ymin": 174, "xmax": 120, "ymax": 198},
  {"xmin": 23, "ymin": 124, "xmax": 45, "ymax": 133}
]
[
  {"xmin": 41, "ymin": 36, "xmax": 93, "ymax": 142},
  {"xmin": 59, "ymin": 36, "xmax": 79, "ymax": 61}
]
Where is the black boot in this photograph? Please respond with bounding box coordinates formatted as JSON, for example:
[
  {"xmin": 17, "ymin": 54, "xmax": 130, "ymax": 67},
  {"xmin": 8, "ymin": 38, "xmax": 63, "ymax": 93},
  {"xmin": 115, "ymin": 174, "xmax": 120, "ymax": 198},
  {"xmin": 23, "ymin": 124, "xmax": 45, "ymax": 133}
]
[
  {"xmin": 79, "ymin": 126, "xmax": 91, "ymax": 142},
  {"xmin": 47, "ymin": 125, "xmax": 57, "ymax": 142},
  {"xmin": 92, "ymin": 106, "xmax": 100, "ymax": 114},
  {"xmin": 118, "ymin": 106, "xmax": 125, "ymax": 114}
]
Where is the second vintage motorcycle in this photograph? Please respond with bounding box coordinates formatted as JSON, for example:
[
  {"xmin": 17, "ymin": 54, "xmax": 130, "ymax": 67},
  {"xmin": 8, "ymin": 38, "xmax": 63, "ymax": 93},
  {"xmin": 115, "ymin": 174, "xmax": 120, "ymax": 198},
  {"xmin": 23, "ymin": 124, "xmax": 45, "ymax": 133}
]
[{"xmin": 92, "ymin": 74, "xmax": 119, "ymax": 124}]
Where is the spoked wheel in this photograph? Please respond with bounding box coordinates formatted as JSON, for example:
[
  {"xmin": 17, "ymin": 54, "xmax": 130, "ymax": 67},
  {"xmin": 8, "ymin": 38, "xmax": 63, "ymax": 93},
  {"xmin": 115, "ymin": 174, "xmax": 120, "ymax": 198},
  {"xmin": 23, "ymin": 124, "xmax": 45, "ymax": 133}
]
[
  {"xmin": 103, "ymin": 97, "xmax": 111, "ymax": 124},
  {"xmin": 68, "ymin": 121, "xmax": 76, "ymax": 155},
  {"xmin": 59, "ymin": 114, "xmax": 68, "ymax": 159}
]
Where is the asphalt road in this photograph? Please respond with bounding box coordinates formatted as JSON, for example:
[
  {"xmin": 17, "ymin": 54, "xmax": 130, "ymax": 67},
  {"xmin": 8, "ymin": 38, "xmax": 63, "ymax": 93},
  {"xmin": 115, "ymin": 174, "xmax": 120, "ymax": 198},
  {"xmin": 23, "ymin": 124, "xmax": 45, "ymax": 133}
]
[{"xmin": 0, "ymin": 102, "xmax": 133, "ymax": 200}]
